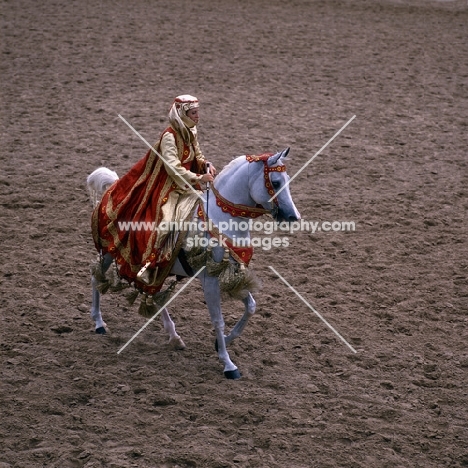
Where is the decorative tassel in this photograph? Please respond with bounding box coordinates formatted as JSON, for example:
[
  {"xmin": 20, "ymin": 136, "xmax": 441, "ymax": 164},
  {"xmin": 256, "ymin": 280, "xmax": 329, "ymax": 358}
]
[
  {"xmin": 95, "ymin": 280, "xmax": 110, "ymax": 295},
  {"xmin": 90, "ymin": 261, "xmax": 106, "ymax": 282},
  {"xmin": 91, "ymin": 259, "xmax": 129, "ymax": 294},
  {"xmin": 219, "ymin": 263, "xmax": 262, "ymax": 300},
  {"xmin": 137, "ymin": 281, "xmax": 178, "ymax": 318},
  {"xmin": 90, "ymin": 261, "xmax": 111, "ymax": 294},
  {"xmin": 239, "ymin": 266, "xmax": 262, "ymax": 296},
  {"xmin": 125, "ymin": 288, "xmax": 140, "ymax": 305},
  {"xmin": 152, "ymin": 280, "xmax": 177, "ymax": 308},
  {"xmin": 186, "ymin": 244, "xmax": 208, "ymax": 271},
  {"xmin": 219, "ymin": 263, "xmax": 246, "ymax": 296},
  {"xmin": 108, "ymin": 262, "xmax": 128, "ymax": 292},
  {"xmin": 206, "ymin": 248, "xmax": 230, "ymax": 276},
  {"xmin": 138, "ymin": 294, "xmax": 157, "ymax": 318}
]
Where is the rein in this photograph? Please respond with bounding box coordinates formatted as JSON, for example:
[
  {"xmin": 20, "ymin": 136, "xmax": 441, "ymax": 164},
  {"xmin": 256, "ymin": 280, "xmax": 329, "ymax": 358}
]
[{"xmin": 210, "ymin": 154, "xmax": 287, "ymax": 219}]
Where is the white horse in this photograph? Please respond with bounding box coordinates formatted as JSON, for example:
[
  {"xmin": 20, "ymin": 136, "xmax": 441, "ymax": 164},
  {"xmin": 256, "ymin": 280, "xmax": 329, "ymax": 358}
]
[{"xmin": 87, "ymin": 148, "xmax": 300, "ymax": 379}]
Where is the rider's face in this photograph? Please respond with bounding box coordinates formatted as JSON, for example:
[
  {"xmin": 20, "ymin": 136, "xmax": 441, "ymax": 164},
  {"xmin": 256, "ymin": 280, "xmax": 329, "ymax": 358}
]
[{"xmin": 186, "ymin": 108, "xmax": 199, "ymax": 124}]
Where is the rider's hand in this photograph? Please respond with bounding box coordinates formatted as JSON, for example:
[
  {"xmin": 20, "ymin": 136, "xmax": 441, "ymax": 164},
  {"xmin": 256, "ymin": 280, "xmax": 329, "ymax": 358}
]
[
  {"xmin": 208, "ymin": 164, "xmax": 217, "ymax": 176},
  {"xmin": 200, "ymin": 173, "xmax": 214, "ymax": 183}
]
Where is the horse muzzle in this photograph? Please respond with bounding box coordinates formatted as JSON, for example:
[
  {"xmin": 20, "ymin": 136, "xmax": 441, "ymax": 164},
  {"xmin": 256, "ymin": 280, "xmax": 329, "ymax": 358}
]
[{"xmin": 273, "ymin": 207, "xmax": 301, "ymax": 223}]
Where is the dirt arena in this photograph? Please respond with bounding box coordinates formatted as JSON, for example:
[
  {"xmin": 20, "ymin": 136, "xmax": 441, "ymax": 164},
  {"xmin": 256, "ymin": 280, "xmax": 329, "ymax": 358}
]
[{"xmin": 1, "ymin": 0, "xmax": 467, "ymax": 466}]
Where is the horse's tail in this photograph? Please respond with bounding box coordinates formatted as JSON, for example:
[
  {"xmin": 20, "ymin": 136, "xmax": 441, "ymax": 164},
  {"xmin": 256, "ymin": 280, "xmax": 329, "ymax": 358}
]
[{"xmin": 87, "ymin": 167, "xmax": 119, "ymax": 207}]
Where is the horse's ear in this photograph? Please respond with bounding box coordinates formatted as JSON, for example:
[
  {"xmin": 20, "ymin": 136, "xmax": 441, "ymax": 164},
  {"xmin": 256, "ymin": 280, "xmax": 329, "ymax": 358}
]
[{"xmin": 268, "ymin": 147, "xmax": 290, "ymax": 166}]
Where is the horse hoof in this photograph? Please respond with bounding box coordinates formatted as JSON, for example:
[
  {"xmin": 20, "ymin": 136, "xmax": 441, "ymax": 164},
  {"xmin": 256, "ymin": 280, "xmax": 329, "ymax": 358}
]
[
  {"xmin": 95, "ymin": 326, "xmax": 106, "ymax": 335},
  {"xmin": 169, "ymin": 336, "xmax": 186, "ymax": 350},
  {"xmin": 224, "ymin": 369, "xmax": 241, "ymax": 380}
]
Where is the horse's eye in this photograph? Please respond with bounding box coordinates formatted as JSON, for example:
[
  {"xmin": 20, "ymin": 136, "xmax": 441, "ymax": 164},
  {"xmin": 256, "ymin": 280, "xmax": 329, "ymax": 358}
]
[{"xmin": 272, "ymin": 180, "xmax": 281, "ymax": 189}]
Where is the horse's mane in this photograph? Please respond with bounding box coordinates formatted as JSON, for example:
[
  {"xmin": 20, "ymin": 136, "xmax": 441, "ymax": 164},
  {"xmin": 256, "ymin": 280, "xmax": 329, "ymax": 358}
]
[{"xmin": 215, "ymin": 155, "xmax": 246, "ymax": 186}]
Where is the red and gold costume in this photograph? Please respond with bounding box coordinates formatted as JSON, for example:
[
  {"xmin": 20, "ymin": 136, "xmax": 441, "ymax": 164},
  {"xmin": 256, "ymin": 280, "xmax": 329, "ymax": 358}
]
[{"xmin": 91, "ymin": 95, "xmax": 207, "ymax": 294}]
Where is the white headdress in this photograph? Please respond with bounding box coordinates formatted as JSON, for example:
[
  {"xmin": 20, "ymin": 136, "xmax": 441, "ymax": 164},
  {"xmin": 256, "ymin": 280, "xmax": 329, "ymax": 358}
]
[{"xmin": 168, "ymin": 95, "xmax": 199, "ymax": 143}]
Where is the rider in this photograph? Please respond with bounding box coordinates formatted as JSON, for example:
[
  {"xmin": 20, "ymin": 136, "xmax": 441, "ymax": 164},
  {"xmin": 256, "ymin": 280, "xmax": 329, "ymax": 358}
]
[
  {"xmin": 153, "ymin": 94, "xmax": 217, "ymax": 264},
  {"xmin": 162, "ymin": 94, "xmax": 216, "ymax": 187},
  {"xmin": 92, "ymin": 94, "xmax": 216, "ymax": 293}
]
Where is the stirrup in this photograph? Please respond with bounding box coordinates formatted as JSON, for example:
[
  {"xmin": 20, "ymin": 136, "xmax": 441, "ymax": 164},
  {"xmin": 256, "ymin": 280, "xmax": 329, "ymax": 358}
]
[{"xmin": 137, "ymin": 261, "xmax": 158, "ymax": 285}]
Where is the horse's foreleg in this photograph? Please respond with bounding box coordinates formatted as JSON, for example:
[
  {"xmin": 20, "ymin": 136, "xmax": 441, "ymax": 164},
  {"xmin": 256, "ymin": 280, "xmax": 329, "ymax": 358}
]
[
  {"xmin": 201, "ymin": 273, "xmax": 241, "ymax": 379},
  {"xmin": 90, "ymin": 253, "xmax": 113, "ymax": 334},
  {"xmin": 161, "ymin": 308, "xmax": 186, "ymax": 350},
  {"xmin": 224, "ymin": 293, "xmax": 256, "ymax": 346}
]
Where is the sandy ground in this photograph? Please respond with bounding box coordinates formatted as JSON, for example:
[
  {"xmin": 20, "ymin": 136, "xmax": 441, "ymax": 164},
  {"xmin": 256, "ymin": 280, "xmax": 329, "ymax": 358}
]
[{"xmin": 1, "ymin": 0, "xmax": 468, "ymax": 467}]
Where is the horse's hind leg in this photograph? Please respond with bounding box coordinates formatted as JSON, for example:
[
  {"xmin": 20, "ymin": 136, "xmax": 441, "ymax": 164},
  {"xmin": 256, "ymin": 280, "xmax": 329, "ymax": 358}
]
[
  {"xmin": 224, "ymin": 293, "xmax": 256, "ymax": 347},
  {"xmin": 90, "ymin": 253, "xmax": 113, "ymax": 334},
  {"xmin": 161, "ymin": 308, "xmax": 186, "ymax": 350}
]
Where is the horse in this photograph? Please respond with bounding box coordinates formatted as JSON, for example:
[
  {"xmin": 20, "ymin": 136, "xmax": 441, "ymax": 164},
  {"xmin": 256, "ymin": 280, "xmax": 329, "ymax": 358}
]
[{"xmin": 87, "ymin": 148, "xmax": 300, "ymax": 379}]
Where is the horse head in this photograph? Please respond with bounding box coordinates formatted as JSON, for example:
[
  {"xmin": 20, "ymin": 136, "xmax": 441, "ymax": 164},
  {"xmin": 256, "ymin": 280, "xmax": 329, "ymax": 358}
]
[{"xmin": 249, "ymin": 148, "xmax": 301, "ymax": 223}]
